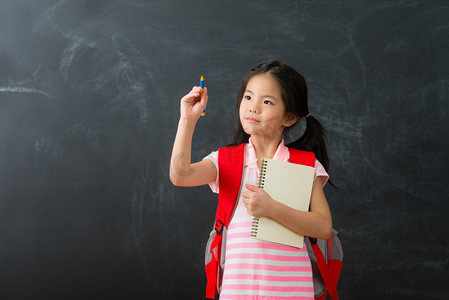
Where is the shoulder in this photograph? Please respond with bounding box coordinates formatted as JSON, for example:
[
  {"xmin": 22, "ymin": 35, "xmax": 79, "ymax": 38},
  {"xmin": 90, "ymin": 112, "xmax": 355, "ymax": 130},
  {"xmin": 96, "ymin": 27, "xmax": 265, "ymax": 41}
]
[
  {"xmin": 205, "ymin": 143, "xmax": 248, "ymax": 165},
  {"xmin": 314, "ymin": 159, "xmax": 329, "ymax": 186},
  {"xmin": 203, "ymin": 150, "xmax": 218, "ymax": 167},
  {"xmin": 217, "ymin": 143, "xmax": 247, "ymax": 163},
  {"xmin": 218, "ymin": 143, "xmax": 246, "ymax": 154},
  {"xmin": 287, "ymin": 148, "xmax": 315, "ymax": 167},
  {"xmin": 287, "ymin": 147, "xmax": 329, "ymax": 186}
]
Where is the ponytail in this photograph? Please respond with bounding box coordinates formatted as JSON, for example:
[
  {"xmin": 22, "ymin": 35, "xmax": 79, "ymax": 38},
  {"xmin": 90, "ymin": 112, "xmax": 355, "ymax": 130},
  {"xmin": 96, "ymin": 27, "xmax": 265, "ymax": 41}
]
[{"xmin": 286, "ymin": 115, "xmax": 336, "ymax": 188}]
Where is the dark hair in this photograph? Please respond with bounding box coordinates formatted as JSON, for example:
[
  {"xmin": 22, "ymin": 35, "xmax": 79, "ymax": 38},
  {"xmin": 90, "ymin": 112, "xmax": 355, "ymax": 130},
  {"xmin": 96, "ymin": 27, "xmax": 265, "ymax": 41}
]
[{"xmin": 229, "ymin": 60, "xmax": 335, "ymax": 187}]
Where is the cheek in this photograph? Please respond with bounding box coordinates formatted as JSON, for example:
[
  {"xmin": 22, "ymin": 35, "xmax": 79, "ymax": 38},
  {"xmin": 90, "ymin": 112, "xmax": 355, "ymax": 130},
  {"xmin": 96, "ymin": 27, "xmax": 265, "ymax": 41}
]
[
  {"xmin": 239, "ymin": 102, "xmax": 246, "ymax": 121},
  {"xmin": 239, "ymin": 99, "xmax": 246, "ymax": 111}
]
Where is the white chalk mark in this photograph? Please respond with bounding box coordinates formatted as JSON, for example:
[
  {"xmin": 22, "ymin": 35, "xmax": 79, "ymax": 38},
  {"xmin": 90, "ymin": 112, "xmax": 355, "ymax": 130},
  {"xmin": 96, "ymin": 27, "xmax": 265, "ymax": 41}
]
[{"xmin": 0, "ymin": 86, "xmax": 53, "ymax": 98}]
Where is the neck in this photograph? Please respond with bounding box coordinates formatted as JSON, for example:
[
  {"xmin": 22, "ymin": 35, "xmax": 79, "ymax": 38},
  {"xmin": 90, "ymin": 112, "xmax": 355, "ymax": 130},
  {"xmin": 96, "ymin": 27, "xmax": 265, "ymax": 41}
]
[{"xmin": 250, "ymin": 135, "xmax": 283, "ymax": 167}]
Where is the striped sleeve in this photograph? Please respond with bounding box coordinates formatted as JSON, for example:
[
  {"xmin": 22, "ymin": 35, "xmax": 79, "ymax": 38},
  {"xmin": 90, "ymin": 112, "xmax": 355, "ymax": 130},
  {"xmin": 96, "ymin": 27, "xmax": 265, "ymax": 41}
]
[
  {"xmin": 314, "ymin": 159, "xmax": 329, "ymax": 186},
  {"xmin": 203, "ymin": 151, "xmax": 219, "ymax": 193}
]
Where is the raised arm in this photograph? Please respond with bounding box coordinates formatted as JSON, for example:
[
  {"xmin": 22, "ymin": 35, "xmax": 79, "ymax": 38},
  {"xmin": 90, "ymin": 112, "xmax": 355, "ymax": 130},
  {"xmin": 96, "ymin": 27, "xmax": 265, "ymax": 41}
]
[{"xmin": 169, "ymin": 86, "xmax": 217, "ymax": 187}]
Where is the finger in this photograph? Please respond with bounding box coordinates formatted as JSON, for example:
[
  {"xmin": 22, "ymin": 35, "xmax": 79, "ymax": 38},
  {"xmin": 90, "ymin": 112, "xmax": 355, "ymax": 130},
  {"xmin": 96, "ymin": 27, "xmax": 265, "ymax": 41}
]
[
  {"xmin": 245, "ymin": 184, "xmax": 260, "ymax": 192},
  {"xmin": 182, "ymin": 91, "xmax": 202, "ymax": 103},
  {"xmin": 185, "ymin": 86, "xmax": 203, "ymax": 96},
  {"xmin": 199, "ymin": 87, "xmax": 208, "ymax": 110},
  {"xmin": 182, "ymin": 91, "xmax": 199, "ymax": 101},
  {"xmin": 201, "ymin": 87, "xmax": 208, "ymax": 102},
  {"xmin": 190, "ymin": 85, "xmax": 201, "ymax": 91},
  {"xmin": 191, "ymin": 87, "xmax": 204, "ymax": 97},
  {"xmin": 241, "ymin": 191, "xmax": 251, "ymax": 199},
  {"xmin": 246, "ymin": 207, "xmax": 254, "ymax": 216},
  {"xmin": 243, "ymin": 200, "xmax": 251, "ymax": 210},
  {"xmin": 192, "ymin": 86, "xmax": 203, "ymax": 93}
]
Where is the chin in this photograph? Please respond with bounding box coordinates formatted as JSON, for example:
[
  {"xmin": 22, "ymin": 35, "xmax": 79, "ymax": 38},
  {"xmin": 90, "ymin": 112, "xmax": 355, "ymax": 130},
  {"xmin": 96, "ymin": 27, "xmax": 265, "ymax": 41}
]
[{"xmin": 242, "ymin": 125, "xmax": 256, "ymax": 135}]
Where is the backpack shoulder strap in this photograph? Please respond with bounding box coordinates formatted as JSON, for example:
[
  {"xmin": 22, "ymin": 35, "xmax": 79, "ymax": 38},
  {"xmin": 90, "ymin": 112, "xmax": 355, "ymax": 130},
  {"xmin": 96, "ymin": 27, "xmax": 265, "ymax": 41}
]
[
  {"xmin": 205, "ymin": 143, "xmax": 245, "ymax": 298},
  {"xmin": 215, "ymin": 143, "xmax": 246, "ymax": 231},
  {"xmin": 288, "ymin": 148, "xmax": 315, "ymax": 167},
  {"xmin": 311, "ymin": 241, "xmax": 339, "ymax": 300},
  {"xmin": 289, "ymin": 148, "xmax": 341, "ymax": 299}
]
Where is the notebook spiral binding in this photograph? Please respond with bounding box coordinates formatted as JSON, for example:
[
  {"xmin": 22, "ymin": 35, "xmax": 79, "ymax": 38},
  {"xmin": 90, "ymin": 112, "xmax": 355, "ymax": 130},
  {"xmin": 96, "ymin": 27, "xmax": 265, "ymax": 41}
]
[{"xmin": 251, "ymin": 159, "xmax": 268, "ymax": 238}]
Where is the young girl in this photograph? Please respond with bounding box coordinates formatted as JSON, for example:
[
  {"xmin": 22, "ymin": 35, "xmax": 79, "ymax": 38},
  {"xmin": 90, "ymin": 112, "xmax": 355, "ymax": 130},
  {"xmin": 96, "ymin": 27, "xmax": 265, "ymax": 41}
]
[{"xmin": 170, "ymin": 60, "xmax": 333, "ymax": 300}]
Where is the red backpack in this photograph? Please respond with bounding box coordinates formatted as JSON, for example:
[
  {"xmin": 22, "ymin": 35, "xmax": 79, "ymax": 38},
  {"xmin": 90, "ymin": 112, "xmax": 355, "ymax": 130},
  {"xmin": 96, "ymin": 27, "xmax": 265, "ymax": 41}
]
[{"xmin": 204, "ymin": 144, "xmax": 343, "ymax": 299}]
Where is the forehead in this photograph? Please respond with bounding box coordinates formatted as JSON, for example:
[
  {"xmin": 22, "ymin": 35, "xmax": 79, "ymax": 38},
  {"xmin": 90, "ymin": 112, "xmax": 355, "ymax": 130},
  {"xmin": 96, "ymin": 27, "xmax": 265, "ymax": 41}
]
[{"xmin": 246, "ymin": 73, "xmax": 282, "ymax": 97}]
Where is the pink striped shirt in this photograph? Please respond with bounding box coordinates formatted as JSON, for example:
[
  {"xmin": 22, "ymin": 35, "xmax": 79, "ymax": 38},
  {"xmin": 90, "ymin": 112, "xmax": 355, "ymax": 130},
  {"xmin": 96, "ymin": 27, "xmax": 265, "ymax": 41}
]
[{"xmin": 205, "ymin": 139, "xmax": 329, "ymax": 300}]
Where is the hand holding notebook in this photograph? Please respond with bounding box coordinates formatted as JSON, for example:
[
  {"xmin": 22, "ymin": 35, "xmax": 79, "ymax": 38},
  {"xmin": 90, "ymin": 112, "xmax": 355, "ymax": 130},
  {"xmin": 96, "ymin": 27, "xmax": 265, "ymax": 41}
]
[{"xmin": 250, "ymin": 158, "xmax": 315, "ymax": 248}]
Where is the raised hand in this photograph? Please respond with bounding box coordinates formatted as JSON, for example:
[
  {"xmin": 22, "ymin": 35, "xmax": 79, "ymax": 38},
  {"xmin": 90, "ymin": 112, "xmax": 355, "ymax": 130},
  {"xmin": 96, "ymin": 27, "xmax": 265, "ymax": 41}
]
[{"xmin": 180, "ymin": 86, "xmax": 208, "ymax": 121}]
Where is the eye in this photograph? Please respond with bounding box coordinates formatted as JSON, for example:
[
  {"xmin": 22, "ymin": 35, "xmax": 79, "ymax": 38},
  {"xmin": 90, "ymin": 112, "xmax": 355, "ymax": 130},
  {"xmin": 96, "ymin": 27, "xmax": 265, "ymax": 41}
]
[
  {"xmin": 244, "ymin": 95, "xmax": 251, "ymax": 100},
  {"xmin": 264, "ymin": 100, "xmax": 273, "ymax": 105}
]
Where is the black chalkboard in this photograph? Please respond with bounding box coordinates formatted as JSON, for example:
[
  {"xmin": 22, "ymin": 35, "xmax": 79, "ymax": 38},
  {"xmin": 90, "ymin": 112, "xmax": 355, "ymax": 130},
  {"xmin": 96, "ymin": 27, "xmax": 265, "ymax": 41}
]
[{"xmin": 1, "ymin": 0, "xmax": 448, "ymax": 299}]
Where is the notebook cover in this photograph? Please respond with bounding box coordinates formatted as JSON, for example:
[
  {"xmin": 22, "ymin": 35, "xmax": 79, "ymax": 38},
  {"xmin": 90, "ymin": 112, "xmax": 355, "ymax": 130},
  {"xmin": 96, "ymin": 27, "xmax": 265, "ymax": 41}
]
[{"xmin": 251, "ymin": 158, "xmax": 315, "ymax": 248}]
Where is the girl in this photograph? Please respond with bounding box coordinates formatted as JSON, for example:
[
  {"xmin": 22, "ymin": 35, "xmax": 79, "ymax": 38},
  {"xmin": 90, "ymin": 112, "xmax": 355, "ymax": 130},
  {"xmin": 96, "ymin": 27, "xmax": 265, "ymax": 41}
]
[{"xmin": 170, "ymin": 60, "xmax": 333, "ymax": 300}]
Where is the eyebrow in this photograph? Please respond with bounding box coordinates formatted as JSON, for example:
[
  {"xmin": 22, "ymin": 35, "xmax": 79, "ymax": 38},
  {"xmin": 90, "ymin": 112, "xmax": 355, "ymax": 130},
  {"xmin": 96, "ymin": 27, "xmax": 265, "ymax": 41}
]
[{"xmin": 245, "ymin": 89, "xmax": 279, "ymax": 102}]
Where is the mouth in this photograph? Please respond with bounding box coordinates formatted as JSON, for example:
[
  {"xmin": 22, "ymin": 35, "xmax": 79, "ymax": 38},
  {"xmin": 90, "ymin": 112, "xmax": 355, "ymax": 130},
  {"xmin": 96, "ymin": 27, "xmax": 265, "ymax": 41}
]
[{"xmin": 245, "ymin": 117, "xmax": 260, "ymax": 124}]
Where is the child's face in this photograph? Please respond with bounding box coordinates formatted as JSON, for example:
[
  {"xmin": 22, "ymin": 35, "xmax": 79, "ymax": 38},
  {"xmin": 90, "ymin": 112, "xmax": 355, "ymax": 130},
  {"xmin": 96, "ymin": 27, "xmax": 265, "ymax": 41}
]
[{"xmin": 239, "ymin": 73, "xmax": 297, "ymax": 140}]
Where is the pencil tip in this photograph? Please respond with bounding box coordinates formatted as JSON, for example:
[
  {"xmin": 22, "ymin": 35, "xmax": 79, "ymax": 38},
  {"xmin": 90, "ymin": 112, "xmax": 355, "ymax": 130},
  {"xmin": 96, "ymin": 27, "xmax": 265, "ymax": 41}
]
[{"xmin": 200, "ymin": 75, "xmax": 204, "ymax": 81}]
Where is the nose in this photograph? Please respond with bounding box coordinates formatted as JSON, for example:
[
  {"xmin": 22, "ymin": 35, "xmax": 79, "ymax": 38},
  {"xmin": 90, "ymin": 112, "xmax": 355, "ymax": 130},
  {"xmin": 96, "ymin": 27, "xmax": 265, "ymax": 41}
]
[{"xmin": 249, "ymin": 101, "xmax": 259, "ymax": 113}]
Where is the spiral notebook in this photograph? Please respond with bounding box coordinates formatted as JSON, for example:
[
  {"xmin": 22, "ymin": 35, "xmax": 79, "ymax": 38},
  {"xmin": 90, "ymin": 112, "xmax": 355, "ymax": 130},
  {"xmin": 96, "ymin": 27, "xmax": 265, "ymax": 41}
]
[{"xmin": 251, "ymin": 158, "xmax": 315, "ymax": 248}]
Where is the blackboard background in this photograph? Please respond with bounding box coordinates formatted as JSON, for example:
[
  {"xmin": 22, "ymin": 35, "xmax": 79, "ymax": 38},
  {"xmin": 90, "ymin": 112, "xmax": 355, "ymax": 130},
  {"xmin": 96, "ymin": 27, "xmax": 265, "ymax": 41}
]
[{"xmin": 1, "ymin": 0, "xmax": 448, "ymax": 299}]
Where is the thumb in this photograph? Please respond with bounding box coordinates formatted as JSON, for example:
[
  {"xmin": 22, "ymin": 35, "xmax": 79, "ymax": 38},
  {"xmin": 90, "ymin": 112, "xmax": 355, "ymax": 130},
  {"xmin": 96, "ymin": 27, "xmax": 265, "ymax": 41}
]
[{"xmin": 200, "ymin": 87, "xmax": 208, "ymax": 107}]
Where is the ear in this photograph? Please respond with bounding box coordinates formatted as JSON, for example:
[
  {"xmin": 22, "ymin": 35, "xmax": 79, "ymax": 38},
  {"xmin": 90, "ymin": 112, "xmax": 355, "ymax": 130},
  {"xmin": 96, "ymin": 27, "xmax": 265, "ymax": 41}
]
[{"xmin": 283, "ymin": 113, "xmax": 300, "ymax": 128}]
